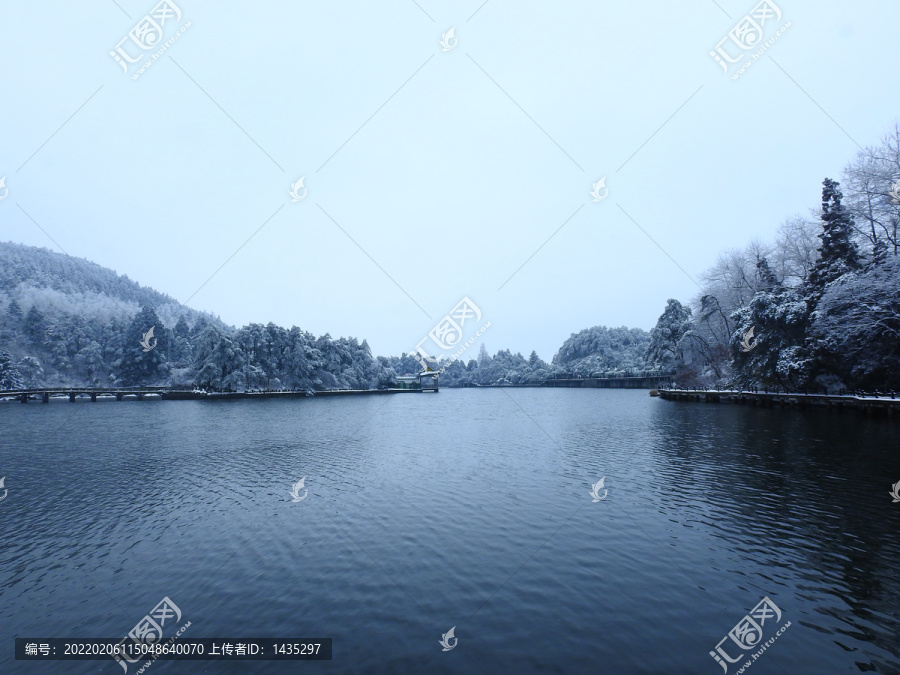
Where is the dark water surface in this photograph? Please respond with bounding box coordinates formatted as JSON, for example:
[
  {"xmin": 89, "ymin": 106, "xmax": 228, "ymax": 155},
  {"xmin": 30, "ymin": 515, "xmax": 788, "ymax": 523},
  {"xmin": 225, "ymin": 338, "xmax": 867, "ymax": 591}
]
[{"xmin": 1, "ymin": 389, "xmax": 899, "ymax": 674}]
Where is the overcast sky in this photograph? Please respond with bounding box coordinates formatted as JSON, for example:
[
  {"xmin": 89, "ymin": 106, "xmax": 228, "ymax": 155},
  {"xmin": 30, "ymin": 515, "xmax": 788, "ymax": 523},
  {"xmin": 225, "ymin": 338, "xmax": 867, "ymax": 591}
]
[{"xmin": 1, "ymin": 0, "xmax": 898, "ymax": 361}]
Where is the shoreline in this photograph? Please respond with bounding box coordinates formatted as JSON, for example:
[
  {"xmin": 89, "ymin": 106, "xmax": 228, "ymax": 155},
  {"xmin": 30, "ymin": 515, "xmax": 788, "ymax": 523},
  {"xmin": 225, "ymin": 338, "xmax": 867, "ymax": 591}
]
[
  {"xmin": 658, "ymin": 388, "xmax": 899, "ymax": 417},
  {"xmin": 0, "ymin": 387, "xmax": 428, "ymax": 403}
]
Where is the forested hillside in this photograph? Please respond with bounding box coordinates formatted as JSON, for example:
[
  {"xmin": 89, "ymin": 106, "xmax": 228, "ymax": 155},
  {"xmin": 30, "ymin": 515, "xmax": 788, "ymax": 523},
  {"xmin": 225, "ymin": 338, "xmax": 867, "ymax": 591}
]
[
  {"xmin": 645, "ymin": 124, "xmax": 900, "ymax": 391},
  {"xmin": 4, "ymin": 123, "xmax": 898, "ymax": 394},
  {"xmin": 0, "ymin": 243, "xmax": 660, "ymax": 390},
  {"xmin": 552, "ymin": 326, "xmax": 651, "ymax": 375},
  {"xmin": 0, "ymin": 243, "xmax": 392, "ymax": 391}
]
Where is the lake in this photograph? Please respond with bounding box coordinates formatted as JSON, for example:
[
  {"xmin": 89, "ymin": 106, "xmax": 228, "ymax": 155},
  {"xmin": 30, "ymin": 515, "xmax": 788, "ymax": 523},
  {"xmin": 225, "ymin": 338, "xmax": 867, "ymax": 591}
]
[{"xmin": 1, "ymin": 389, "xmax": 899, "ymax": 674}]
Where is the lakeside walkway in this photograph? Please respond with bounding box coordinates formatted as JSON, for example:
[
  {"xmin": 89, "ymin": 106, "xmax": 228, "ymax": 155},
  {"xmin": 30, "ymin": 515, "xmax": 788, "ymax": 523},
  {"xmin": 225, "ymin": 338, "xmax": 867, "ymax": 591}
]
[{"xmin": 658, "ymin": 388, "xmax": 900, "ymax": 416}]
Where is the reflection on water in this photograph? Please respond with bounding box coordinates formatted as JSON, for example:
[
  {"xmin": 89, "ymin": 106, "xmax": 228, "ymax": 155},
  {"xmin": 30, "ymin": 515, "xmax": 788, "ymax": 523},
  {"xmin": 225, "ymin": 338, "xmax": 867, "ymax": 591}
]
[{"xmin": 0, "ymin": 389, "xmax": 898, "ymax": 674}]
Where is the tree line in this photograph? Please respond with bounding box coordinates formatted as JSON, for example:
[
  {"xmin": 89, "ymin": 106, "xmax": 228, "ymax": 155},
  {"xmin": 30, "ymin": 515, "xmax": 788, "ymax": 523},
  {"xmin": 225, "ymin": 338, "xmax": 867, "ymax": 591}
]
[
  {"xmin": 0, "ymin": 243, "xmax": 653, "ymax": 390},
  {"xmin": 2, "ymin": 123, "xmax": 898, "ymax": 394},
  {"xmin": 645, "ymin": 124, "xmax": 900, "ymax": 391}
]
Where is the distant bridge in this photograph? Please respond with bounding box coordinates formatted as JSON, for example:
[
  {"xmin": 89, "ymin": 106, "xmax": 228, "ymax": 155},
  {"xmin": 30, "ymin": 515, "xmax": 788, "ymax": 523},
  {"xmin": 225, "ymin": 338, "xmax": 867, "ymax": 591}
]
[
  {"xmin": 0, "ymin": 387, "xmax": 176, "ymax": 403},
  {"xmin": 544, "ymin": 373, "xmax": 675, "ymax": 389}
]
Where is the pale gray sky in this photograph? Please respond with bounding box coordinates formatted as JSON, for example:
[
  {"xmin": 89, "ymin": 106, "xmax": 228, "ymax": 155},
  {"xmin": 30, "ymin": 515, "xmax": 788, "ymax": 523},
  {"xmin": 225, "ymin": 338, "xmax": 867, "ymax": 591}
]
[{"xmin": 1, "ymin": 0, "xmax": 897, "ymax": 360}]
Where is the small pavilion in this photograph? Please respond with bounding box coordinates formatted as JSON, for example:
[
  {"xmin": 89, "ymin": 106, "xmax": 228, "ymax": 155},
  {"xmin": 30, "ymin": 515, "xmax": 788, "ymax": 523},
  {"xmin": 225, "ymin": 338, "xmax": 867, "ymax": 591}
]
[{"xmin": 395, "ymin": 367, "xmax": 440, "ymax": 392}]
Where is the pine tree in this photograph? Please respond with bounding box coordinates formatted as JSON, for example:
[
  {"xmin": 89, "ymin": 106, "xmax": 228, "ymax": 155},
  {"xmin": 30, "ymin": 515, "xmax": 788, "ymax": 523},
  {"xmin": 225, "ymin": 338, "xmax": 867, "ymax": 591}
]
[
  {"xmin": 191, "ymin": 315, "xmax": 210, "ymax": 337},
  {"xmin": 0, "ymin": 349, "xmax": 24, "ymax": 389},
  {"xmin": 477, "ymin": 343, "xmax": 490, "ymax": 368},
  {"xmin": 18, "ymin": 356, "xmax": 43, "ymax": 388},
  {"xmin": 807, "ymin": 179, "xmax": 860, "ymax": 296},
  {"xmin": 868, "ymin": 240, "xmax": 888, "ymax": 269},
  {"xmin": 170, "ymin": 315, "xmax": 194, "ymax": 366},
  {"xmin": 118, "ymin": 306, "xmax": 168, "ymax": 385},
  {"xmin": 6, "ymin": 299, "xmax": 23, "ymax": 322},
  {"xmin": 23, "ymin": 306, "xmax": 47, "ymax": 342},
  {"xmin": 191, "ymin": 325, "xmax": 244, "ymax": 391},
  {"xmin": 174, "ymin": 316, "xmax": 191, "ymax": 339},
  {"xmin": 800, "ymin": 179, "xmax": 863, "ymax": 387},
  {"xmin": 755, "ymin": 257, "xmax": 779, "ymax": 291}
]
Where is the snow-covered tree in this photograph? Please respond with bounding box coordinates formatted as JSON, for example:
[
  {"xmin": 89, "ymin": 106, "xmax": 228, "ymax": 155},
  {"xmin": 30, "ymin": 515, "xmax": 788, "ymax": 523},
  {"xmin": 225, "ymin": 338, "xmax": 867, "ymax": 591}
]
[
  {"xmin": 553, "ymin": 325, "xmax": 650, "ymax": 375},
  {"xmin": 842, "ymin": 123, "xmax": 900, "ymax": 258},
  {"xmin": 0, "ymin": 349, "xmax": 24, "ymax": 389},
  {"xmin": 477, "ymin": 343, "xmax": 491, "ymax": 368},
  {"xmin": 17, "ymin": 356, "xmax": 43, "ymax": 387},
  {"xmin": 118, "ymin": 306, "xmax": 168, "ymax": 385},
  {"xmin": 772, "ymin": 216, "xmax": 820, "ymax": 285},
  {"xmin": 6, "ymin": 299, "xmax": 23, "ymax": 322},
  {"xmin": 808, "ymin": 256, "xmax": 900, "ymax": 389},
  {"xmin": 731, "ymin": 289, "xmax": 811, "ymax": 390},
  {"xmin": 646, "ymin": 300, "xmax": 692, "ymax": 371},
  {"xmin": 23, "ymin": 306, "xmax": 47, "ymax": 342},
  {"xmin": 807, "ymin": 179, "xmax": 861, "ymax": 298}
]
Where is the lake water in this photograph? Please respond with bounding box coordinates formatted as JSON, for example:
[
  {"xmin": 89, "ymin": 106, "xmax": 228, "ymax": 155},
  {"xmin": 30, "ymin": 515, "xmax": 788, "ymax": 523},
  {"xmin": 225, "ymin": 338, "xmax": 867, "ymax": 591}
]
[{"xmin": 1, "ymin": 389, "xmax": 899, "ymax": 674}]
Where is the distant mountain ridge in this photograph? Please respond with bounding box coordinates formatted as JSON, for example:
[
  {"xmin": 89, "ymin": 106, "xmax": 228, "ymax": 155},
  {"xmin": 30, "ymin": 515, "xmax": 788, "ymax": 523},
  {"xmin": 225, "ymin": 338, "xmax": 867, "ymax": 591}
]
[
  {"xmin": 0, "ymin": 242, "xmax": 391, "ymax": 390},
  {"xmin": 0, "ymin": 240, "xmax": 223, "ymax": 329}
]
